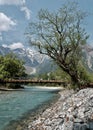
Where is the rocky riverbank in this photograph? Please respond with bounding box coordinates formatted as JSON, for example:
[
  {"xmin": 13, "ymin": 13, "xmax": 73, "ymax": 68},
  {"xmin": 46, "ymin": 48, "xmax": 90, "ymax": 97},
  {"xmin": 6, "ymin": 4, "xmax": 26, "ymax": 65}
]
[{"xmin": 27, "ymin": 88, "xmax": 93, "ymax": 130}]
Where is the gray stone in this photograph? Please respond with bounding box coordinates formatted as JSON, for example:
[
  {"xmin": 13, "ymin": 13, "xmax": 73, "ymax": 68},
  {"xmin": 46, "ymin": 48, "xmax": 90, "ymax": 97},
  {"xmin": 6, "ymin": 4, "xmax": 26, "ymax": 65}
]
[
  {"xmin": 61, "ymin": 121, "xmax": 73, "ymax": 130},
  {"xmin": 27, "ymin": 88, "xmax": 93, "ymax": 130},
  {"xmin": 74, "ymin": 118, "xmax": 84, "ymax": 123},
  {"xmin": 89, "ymin": 121, "xmax": 93, "ymax": 130},
  {"xmin": 73, "ymin": 123, "xmax": 88, "ymax": 130}
]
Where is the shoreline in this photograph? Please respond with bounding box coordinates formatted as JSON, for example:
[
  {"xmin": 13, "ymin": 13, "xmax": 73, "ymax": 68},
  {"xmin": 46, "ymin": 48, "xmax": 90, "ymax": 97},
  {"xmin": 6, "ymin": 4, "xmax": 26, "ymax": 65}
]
[
  {"xmin": 0, "ymin": 87, "xmax": 24, "ymax": 91},
  {"xmin": 4, "ymin": 87, "xmax": 93, "ymax": 130},
  {"xmin": 0, "ymin": 86, "xmax": 63, "ymax": 91},
  {"xmin": 26, "ymin": 88, "xmax": 93, "ymax": 130},
  {"xmin": 0, "ymin": 85, "xmax": 24, "ymax": 91},
  {"xmin": 26, "ymin": 89, "xmax": 74, "ymax": 130},
  {"xmin": 3, "ymin": 88, "xmax": 61, "ymax": 130}
]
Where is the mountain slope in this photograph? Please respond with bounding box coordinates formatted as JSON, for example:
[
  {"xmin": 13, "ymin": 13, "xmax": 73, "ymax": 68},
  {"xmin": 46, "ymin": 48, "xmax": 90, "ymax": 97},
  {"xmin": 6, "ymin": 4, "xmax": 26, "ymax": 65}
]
[
  {"xmin": 0, "ymin": 46, "xmax": 53, "ymax": 75},
  {"xmin": 0, "ymin": 44, "xmax": 93, "ymax": 75},
  {"xmin": 82, "ymin": 45, "xmax": 93, "ymax": 72}
]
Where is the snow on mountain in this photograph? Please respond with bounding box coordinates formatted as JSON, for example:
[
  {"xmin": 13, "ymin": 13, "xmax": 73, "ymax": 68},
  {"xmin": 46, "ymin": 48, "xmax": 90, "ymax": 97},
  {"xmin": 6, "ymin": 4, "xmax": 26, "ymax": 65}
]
[
  {"xmin": 0, "ymin": 45, "xmax": 51, "ymax": 75},
  {"xmin": 0, "ymin": 46, "xmax": 11, "ymax": 55},
  {"xmin": 1, "ymin": 44, "xmax": 93, "ymax": 75},
  {"xmin": 0, "ymin": 45, "xmax": 45, "ymax": 65}
]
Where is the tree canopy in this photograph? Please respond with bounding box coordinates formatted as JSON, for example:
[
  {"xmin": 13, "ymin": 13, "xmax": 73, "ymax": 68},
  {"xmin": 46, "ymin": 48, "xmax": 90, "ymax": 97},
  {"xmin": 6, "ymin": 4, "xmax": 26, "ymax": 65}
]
[
  {"xmin": 0, "ymin": 54, "xmax": 26, "ymax": 79},
  {"xmin": 27, "ymin": 2, "xmax": 89, "ymax": 87}
]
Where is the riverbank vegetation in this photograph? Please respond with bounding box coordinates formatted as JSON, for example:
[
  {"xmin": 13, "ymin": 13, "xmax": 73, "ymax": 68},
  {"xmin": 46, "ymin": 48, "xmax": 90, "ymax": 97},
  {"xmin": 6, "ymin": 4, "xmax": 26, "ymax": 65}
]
[
  {"xmin": 27, "ymin": 1, "xmax": 92, "ymax": 89},
  {"xmin": 0, "ymin": 54, "xmax": 26, "ymax": 88}
]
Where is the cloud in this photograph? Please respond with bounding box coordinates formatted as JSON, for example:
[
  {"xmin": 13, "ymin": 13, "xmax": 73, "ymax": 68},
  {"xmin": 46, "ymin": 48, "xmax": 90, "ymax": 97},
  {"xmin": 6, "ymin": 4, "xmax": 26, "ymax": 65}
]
[
  {"xmin": 0, "ymin": 0, "xmax": 31, "ymax": 20},
  {"xmin": 0, "ymin": 12, "xmax": 16, "ymax": 32},
  {"xmin": 0, "ymin": 0, "xmax": 25, "ymax": 5},
  {"xmin": 21, "ymin": 6, "xmax": 31, "ymax": 20},
  {"xmin": 9, "ymin": 42, "xmax": 24, "ymax": 50},
  {"xmin": 2, "ymin": 42, "xmax": 24, "ymax": 49}
]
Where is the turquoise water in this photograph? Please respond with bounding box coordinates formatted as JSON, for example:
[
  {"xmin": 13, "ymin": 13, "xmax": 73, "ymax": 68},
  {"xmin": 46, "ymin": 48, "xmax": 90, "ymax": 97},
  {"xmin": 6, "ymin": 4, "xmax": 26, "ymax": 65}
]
[{"xmin": 0, "ymin": 86, "xmax": 59, "ymax": 130}]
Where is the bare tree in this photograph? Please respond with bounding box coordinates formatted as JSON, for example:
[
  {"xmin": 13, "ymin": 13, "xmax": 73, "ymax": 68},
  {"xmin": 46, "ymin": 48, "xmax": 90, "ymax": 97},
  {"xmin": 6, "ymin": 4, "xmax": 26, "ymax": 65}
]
[{"xmin": 27, "ymin": 2, "xmax": 89, "ymax": 87}]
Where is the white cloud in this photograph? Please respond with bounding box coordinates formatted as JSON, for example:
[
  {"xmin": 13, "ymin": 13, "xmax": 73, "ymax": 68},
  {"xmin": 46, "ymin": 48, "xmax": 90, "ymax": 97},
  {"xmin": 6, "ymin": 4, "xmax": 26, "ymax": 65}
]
[
  {"xmin": 0, "ymin": 0, "xmax": 31, "ymax": 20},
  {"xmin": 21, "ymin": 6, "xmax": 31, "ymax": 20},
  {"xmin": 0, "ymin": 12, "xmax": 16, "ymax": 32},
  {"xmin": 0, "ymin": 0, "xmax": 25, "ymax": 5},
  {"xmin": 9, "ymin": 42, "xmax": 24, "ymax": 50},
  {"xmin": 2, "ymin": 42, "xmax": 24, "ymax": 49}
]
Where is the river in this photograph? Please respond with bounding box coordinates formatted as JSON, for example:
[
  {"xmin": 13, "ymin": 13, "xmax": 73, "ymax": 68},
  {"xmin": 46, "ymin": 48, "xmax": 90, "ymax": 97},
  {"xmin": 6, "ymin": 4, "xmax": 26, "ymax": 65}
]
[{"xmin": 0, "ymin": 86, "xmax": 60, "ymax": 130}]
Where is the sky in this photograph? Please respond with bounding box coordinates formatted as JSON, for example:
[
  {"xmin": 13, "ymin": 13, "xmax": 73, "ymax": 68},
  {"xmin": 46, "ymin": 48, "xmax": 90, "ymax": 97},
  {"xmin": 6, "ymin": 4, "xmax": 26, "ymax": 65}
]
[{"xmin": 0, "ymin": 0, "xmax": 93, "ymax": 49}]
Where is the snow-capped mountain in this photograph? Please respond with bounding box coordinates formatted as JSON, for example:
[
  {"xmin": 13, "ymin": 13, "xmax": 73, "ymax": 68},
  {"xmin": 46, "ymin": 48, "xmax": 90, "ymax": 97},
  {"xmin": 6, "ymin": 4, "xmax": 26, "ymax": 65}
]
[
  {"xmin": 0, "ymin": 46, "xmax": 11, "ymax": 55},
  {"xmin": 0, "ymin": 44, "xmax": 93, "ymax": 75},
  {"xmin": 0, "ymin": 45, "xmax": 52, "ymax": 75},
  {"xmin": 12, "ymin": 48, "xmax": 41, "ymax": 67},
  {"xmin": 0, "ymin": 45, "xmax": 45, "ymax": 66}
]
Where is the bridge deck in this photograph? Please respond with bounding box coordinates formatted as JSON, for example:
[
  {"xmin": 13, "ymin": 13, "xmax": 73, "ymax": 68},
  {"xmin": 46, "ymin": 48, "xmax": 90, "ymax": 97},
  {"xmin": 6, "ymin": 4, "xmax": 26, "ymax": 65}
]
[{"xmin": 0, "ymin": 79, "xmax": 66, "ymax": 84}]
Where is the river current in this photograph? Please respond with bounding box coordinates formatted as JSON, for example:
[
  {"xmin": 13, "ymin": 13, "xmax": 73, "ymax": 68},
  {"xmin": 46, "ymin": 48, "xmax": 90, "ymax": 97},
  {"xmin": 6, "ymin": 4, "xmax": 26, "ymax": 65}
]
[{"xmin": 0, "ymin": 86, "xmax": 59, "ymax": 130}]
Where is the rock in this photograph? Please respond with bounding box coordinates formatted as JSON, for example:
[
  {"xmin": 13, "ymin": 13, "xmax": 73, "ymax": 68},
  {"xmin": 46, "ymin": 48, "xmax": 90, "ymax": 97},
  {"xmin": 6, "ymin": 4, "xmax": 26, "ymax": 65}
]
[
  {"xmin": 88, "ymin": 120, "xmax": 93, "ymax": 130},
  {"xmin": 61, "ymin": 121, "xmax": 73, "ymax": 130},
  {"xmin": 73, "ymin": 123, "xmax": 89, "ymax": 130},
  {"xmin": 78, "ymin": 108, "xmax": 85, "ymax": 118},
  {"xmin": 74, "ymin": 118, "xmax": 84, "ymax": 123},
  {"xmin": 27, "ymin": 88, "xmax": 93, "ymax": 130}
]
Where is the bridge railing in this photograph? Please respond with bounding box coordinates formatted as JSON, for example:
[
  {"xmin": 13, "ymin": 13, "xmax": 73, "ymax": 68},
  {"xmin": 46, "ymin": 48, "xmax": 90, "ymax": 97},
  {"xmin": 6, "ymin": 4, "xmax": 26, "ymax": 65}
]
[{"xmin": 0, "ymin": 78, "xmax": 67, "ymax": 85}]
